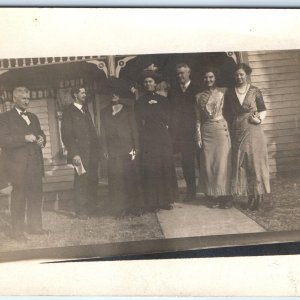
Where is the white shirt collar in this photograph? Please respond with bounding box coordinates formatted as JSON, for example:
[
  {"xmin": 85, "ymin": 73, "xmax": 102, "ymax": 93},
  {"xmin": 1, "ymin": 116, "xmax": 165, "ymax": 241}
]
[
  {"xmin": 73, "ymin": 102, "xmax": 83, "ymax": 110},
  {"xmin": 15, "ymin": 107, "xmax": 31, "ymax": 125},
  {"xmin": 184, "ymin": 80, "xmax": 191, "ymax": 88},
  {"xmin": 15, "ymin": 107, "xmax": 27, "ymax": 114}
]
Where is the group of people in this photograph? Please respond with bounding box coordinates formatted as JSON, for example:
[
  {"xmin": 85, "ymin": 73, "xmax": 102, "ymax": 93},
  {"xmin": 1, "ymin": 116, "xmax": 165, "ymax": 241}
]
[
  {"xmin": 195, "ymin": 64, "xmax": 270, "ymax": 209},
  {"xmin": 0, "ymin": 62, "xmax": 270, "ymax": 242},
  {"xmin": 98, "ymin": 62, "xmax": 270, "ymax": 217}
]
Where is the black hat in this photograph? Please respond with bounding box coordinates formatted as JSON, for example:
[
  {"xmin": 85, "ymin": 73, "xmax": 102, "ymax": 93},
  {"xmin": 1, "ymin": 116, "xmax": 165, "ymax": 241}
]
[
  {"xmin": 107, "ymin": 77, "xmax": 134, "ymax": 98},
  {"xmin": 139, "ymin": 64, "xmax": 164, "ymax": 85}
]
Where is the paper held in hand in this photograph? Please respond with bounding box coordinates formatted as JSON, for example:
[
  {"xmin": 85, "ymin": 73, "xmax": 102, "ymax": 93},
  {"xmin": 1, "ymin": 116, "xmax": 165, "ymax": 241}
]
[
  {"xmin": 129, "ymin": 149, "xmax": 136, "ymax": 160},
  {"xmin": 73, "ymin": 161, "xmax": 86, "ymax": 176}
]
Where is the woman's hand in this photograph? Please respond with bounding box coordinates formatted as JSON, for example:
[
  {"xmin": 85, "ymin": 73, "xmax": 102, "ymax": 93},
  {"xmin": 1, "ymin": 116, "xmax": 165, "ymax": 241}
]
[
  {"xmin": 249, "ymin": 112, "xmax": 261, "ymax": 125},
  {"xmin": 72, "ymin": 155, "xmax": 82, "ymax": 166},
  {"xmin": 195, "ymin": 121, "xmax": 202, "ymax": 148},
  {"xmin": 197, "ymin": 140, "xmax": 202, "ymax": 149},
  {"xmin": 112, "ymin": 94, "xmax": 120, "ymax": 104}
]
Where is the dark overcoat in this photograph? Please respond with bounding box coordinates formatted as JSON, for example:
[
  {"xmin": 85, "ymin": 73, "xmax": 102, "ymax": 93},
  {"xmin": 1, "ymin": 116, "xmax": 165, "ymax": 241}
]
[{"xmin": 61, "ymin": 103, "xmax": 100, "ymax": 170}]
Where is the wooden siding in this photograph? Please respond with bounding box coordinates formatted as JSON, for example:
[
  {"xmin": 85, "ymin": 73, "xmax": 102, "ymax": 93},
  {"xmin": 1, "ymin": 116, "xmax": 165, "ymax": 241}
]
[
  {"xmin": 28, "ymin": 99, "xmax": 74, "ymax": 193},
  {"xmin": 248, "ymin": 50, "xmax": 300, "ymax": 174}
]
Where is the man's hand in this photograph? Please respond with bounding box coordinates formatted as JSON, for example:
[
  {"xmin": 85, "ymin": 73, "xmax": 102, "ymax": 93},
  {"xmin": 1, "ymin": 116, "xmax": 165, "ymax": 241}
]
[
  {"xmin": 104, "ymin": 153, "xmax": 109, "ymax": 160},
  {"xmin": 25, "ymin": 134, "xmax": 37, "ymax": 143},
  {"xmin": 36, "ymin": 135, "xmax": 44, "ymax": 148},
  {"xmin": 73, "ymin": 155, "xmax": 82, "ymax": 166}
]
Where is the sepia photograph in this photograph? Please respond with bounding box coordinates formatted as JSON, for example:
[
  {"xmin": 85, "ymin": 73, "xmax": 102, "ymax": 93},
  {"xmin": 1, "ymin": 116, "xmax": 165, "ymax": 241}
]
[{"xmin": 0, "ymin": 9, "xmax": 299, "ymax": 264}]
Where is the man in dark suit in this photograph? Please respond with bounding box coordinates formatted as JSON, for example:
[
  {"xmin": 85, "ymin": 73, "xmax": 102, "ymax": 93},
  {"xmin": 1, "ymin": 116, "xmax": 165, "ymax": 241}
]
[
  {"xmin": 0, "ymin": 86, "xmax": 46, "ymax": 242},
  {"xmin": 61, "ymin": 87, "xmax": 100, "ymax": 219},
  {"xmin": 170, "ymin": 63, "xmax": 201, "ymax": 202}
]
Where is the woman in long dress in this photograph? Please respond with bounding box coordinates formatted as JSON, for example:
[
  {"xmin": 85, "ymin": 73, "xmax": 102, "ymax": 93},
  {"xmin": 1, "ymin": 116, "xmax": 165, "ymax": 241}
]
[
  {"xmin": 195, "ymin": 67, "xmax": 233, "ymax": 208},
  {"xmin": 135, "ymin": 71, "xmax": 178, "ymax": 212},
  {"xmin": 100, "ymin": 78, "xmax": 143, "ymax": 217},
  {"xmin": 224, "ymin": 63, "xmax": 270, "ymax": 210}
]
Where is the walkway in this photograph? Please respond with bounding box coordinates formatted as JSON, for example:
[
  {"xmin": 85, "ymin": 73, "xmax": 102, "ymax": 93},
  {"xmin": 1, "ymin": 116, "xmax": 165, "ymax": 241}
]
[{"xmin": 157, "ymin": 202, "xmax": 265, "ymax": 239}]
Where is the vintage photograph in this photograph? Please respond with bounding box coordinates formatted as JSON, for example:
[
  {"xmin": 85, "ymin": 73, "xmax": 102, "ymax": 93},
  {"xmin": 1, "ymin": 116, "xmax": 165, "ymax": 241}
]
[{"xmin": 0, "ymin": 49, "xmax": 299, "ymax": 259}]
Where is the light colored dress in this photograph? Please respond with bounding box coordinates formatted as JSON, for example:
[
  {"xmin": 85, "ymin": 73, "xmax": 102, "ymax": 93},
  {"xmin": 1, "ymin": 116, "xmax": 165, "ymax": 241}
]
[{"xmin": 195, "ymin": 87, "xmax": 232, "ymax": 196}]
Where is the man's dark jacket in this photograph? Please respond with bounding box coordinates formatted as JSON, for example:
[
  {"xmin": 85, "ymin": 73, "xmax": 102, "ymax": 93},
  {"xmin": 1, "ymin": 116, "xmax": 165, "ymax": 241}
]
[{"xmin": 0, "ymin": 108, "xmax": 46, "ymax": 187}]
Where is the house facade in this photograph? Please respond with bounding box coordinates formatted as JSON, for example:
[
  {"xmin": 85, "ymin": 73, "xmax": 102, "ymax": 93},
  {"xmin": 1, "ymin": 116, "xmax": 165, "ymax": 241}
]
[{"xmin": 0, "ymin": 51, "xmax": 299, "ymax": 201}]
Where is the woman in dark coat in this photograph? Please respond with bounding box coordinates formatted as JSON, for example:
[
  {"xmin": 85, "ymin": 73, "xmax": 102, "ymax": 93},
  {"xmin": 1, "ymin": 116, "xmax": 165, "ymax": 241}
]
[
  {"xmin": 135, "ymin": 71, "xmax": 178, "ymax": 212},
  {"xmin": 100, "ymin": 78, "xmax": 143, "ymax": 217},
  {"xmin": 225, "ymin": 63, "xmax": 270, "ymax": 210}
]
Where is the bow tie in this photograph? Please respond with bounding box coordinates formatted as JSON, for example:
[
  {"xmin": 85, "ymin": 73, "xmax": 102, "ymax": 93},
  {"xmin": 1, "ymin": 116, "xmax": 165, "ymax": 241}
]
[{"xmin": 20, "ymin": 111, "xmax": 28, "ymax": 116}]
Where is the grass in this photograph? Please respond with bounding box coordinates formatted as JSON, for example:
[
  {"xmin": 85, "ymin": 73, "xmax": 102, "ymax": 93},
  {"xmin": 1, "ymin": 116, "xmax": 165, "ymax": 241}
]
[
  {"xmin": 0, "ymin": 171, "xmax": 299, "ymax": 253},
  {"xmin": 0, "ymin": 204, "xmax": 164, "ymax": 253},
  {"xmin": 234, "ymin": 171, "xmax": 300, "ymax": 232}
]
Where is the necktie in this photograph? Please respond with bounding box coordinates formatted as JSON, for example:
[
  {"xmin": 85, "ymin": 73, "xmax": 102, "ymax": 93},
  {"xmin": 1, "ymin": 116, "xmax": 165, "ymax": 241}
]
[
  {"xmin": 81, "ymin": 106, "xmax": 88, "ymax": 114},
  {"xmin": 181, "ymin": 85, "xmax": 187, "ymax": 92},
  {"xmin": 20, "ymin": 111, "xmax": 28, "ymax": 116}
]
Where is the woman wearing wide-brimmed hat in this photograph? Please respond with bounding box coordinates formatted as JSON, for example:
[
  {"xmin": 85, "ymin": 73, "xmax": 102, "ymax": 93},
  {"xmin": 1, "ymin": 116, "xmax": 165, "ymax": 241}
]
[
  {"xmin": 100, "ymin": 77, "xmax": 144, "ymax": 217},
  {"xmin": 135, "ymin": 70, "xmax": 178, "ymax": 212}
]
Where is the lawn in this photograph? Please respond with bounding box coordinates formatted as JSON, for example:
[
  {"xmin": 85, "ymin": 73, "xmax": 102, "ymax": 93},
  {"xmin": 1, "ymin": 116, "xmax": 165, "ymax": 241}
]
[
  {"xmin": 0, "ymin": 205, "xmax": 164, "ymax": 253},
  {"xmin": 235, "ymin": 171, "xmax": 300, "ymax": 232},
  {"xmin": 0, "ymin": 171, "xmax": 299, "ymax": 254}
]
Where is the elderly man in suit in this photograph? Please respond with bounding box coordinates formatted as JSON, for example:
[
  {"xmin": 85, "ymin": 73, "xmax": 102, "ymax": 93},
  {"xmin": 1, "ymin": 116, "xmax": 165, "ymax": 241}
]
[
  {"xmin": 61, "ymin": 87, "xmax": 100, "ymax": 219},
  {"xmin": 170, "ymin": 63, "xmax": 201, "ymax": 202},
  {"xmin": 0, "ymin": 87, "xmax": 46, "ymax": 242}
]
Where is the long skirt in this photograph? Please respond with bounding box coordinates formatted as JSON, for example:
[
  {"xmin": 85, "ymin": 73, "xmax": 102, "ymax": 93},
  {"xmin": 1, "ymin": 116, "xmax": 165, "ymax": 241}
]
[
  {"xmin": 141, "ymin": 147, "xmax": 178, "ymax": 210},
  {"xmin": 231, "ymin": 114, "xmax": 270, "ymax": 196},
  {"xmin": 198, "ymin": 118, "xmax": 232, "ymax": 196},
  {"xmin": 108, "ymin": 154, "xmax": 143, "ymax": 214}
]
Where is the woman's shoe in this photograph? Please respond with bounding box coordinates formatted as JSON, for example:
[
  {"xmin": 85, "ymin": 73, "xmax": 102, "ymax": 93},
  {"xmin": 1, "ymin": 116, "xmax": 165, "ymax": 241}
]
[
  {"xmin": 160, "ymin": 204, "xmax": 173, "ymax": 210},
  {"xmin": 253, "ymin": 195, "xmax": 263, "ymax": 211},
  {"xmin": 248, "ymin": 195, "xmax": 263, "ymax": 211},
  {"xmin": 205, "ymin": 196, "xmax": 218, "ymax": 208},
  {"xmin": 248, "ymin": 195, "xmax": 256, "ymax": 211},
  {"xmin": 219, "ymin": 197, "xmax": 233, "ymax": 209}
]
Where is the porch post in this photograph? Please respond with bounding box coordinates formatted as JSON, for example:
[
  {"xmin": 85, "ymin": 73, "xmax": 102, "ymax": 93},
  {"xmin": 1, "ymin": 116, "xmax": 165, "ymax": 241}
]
[{"xmin": 107, "ymin": 55, "xmax": 116, "ymax": 77}]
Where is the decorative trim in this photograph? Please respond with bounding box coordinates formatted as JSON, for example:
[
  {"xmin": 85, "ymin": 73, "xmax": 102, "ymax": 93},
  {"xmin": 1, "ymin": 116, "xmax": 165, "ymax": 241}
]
[
  {"xmin": 115, "ymin": 56, "xmax": 136, "ymax": 78},
  {"xmin": 0, "ymin": 56, "xmax": 103, "ymax": 71},
  {"xmin": 0, "ymin": 70, "xmax": 8, "ymax": 76},
  {"xmin": 226, "ymin": 52, "xmax": 240, "ymax": 64},
  {"xmin": 86, "ymin": 60, "xmax": 108, "ymax": 78}
]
